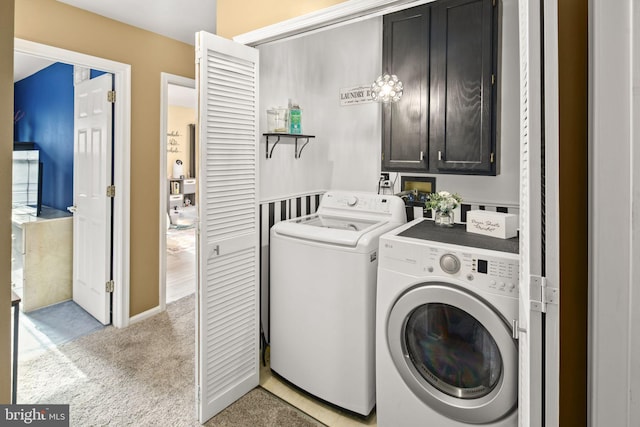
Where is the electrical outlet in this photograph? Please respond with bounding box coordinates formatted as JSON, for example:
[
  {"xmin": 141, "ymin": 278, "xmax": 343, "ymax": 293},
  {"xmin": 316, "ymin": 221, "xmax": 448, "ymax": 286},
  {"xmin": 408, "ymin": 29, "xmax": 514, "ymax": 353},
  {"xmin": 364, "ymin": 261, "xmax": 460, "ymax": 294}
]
[{"xmin": 380, "ymin": 172, "xmax": 391, "ymax": 188}]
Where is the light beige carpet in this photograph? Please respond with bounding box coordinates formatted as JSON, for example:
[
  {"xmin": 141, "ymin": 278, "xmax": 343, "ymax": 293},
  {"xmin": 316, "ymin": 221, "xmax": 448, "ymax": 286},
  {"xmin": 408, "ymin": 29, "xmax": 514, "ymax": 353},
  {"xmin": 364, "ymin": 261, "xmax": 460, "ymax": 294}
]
[{"xmin": 18, "ymin": 294, "xmax": 324, "ymax": 427}]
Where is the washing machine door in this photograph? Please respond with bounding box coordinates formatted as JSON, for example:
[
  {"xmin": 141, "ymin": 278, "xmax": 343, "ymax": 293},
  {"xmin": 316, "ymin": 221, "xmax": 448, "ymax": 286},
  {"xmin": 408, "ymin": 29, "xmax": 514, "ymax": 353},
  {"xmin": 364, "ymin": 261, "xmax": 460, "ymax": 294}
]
[{"xmin": 387, "ymin": 283, "xmax": 517, "ymax": 424}]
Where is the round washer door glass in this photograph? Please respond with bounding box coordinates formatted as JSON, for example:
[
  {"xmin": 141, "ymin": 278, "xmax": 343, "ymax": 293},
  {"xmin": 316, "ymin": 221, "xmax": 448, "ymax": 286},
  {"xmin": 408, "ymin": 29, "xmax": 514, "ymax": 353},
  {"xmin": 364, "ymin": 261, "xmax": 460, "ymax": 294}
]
[
  {"xmin": 387, "ymin": 284, "xmax": 517, "ymax": 424},
  {"xmin": 404, "ymin": 303, "xmax": 502, "ymax": 399}
]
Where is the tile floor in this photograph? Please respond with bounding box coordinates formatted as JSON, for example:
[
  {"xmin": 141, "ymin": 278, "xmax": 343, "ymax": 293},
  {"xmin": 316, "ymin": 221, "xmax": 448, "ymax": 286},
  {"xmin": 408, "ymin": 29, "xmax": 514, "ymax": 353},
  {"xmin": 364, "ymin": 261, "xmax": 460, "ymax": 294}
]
[
  {"xmin": 260, "ymin": 354, "xmax": 377, "ymax": 426},
  {"xmin": 15, "ymin": 300, "xmax": 105, "ymax": 362}
]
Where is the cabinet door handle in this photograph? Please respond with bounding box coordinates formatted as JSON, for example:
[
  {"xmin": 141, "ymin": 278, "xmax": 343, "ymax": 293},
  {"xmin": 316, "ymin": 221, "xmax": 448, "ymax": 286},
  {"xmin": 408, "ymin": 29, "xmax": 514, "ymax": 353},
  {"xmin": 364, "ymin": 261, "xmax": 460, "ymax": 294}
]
[
  {"xmin": 438, "ymin": 151, "xmax": 443, "ymax": 161},
  {"xmin": 420, "ymin": 151, "xmax": 424, "ymax": 161}
]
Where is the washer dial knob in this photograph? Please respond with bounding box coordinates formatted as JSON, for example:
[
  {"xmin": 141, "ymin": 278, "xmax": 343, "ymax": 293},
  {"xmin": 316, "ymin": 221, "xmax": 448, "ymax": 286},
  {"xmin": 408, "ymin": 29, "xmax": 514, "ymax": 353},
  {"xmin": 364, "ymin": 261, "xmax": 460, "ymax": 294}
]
[
  {"xmin": 347, "ymin": 196, "xmax": 359, "ymax": 207},
  {"xmin": 440, "ymin": 254, "xmax": 461, "ymax": 274}
]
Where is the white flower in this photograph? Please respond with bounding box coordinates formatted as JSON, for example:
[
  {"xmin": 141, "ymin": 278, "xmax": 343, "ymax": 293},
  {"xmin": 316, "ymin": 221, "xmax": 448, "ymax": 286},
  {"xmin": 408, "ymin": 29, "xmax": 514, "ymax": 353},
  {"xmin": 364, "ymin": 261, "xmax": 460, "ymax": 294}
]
[{"xmin": 425, "ymin": 191, "xmax": 462, "ymax": 214}]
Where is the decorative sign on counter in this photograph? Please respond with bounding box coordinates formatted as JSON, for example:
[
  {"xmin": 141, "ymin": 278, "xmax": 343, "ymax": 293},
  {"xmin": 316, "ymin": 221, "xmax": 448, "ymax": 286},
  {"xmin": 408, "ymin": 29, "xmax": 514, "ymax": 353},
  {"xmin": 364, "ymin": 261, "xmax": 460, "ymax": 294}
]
[
  {"xmin": 466, "ymin": 210, "xmax": 518, "ymax": 239},
  {"xmin": 339, "ymin": 85, "xmax": 375, "ymax": 106}
]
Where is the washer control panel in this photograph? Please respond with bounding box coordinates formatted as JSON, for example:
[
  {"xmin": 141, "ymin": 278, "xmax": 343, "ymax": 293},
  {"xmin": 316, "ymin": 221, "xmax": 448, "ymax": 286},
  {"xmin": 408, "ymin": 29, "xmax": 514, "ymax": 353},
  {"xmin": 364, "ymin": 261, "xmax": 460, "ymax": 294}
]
[
  {"xmin": 422, "ymin": 246, "xmax": 519, "ymax": 297},
  {"xmin": 319, "ymin": 191, "xmax": 407, "ymax": 219}
]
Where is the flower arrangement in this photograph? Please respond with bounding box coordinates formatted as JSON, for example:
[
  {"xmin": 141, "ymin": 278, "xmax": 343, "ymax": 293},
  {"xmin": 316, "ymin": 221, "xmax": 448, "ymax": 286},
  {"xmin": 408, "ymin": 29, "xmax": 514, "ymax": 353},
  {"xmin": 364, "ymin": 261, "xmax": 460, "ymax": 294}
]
[{"xmin": 425, "ymin": 191, "xmax": 462, "ymax": 213}]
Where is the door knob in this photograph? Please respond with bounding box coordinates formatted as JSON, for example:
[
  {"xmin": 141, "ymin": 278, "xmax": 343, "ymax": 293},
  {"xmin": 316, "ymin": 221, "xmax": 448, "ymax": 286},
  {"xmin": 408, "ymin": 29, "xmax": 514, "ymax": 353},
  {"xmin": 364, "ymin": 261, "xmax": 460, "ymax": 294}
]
[{"xmin": 67, "ymin": 205, "xmax": 77, "ymax": 213}]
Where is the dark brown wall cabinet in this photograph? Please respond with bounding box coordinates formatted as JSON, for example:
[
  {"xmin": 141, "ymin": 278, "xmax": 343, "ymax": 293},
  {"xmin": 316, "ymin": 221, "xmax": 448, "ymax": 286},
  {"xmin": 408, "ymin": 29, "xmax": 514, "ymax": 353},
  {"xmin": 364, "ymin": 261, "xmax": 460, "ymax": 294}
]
[{"xmin": 382, "ymin": 0, "xmax": 497, "ymax": 175}]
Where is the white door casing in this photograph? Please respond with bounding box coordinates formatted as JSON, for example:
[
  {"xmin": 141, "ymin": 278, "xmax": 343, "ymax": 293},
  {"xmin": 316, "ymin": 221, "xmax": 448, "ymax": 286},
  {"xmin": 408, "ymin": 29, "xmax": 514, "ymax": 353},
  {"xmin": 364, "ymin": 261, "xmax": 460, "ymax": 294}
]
[
  {"xmin": 72, "ymin": 73, "xmax": 113, "ymax": 325},
  {"xmin": 195, "ymin": 31, "xmax": 260, "ymax": 423}
]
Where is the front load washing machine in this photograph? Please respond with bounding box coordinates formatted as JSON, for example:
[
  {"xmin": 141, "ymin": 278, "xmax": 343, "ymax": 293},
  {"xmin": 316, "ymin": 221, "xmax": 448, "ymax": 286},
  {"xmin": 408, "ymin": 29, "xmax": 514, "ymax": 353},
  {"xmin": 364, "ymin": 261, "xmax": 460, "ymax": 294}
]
[{"xmin": 376, "ymin": 218, "xmax": 519, "ymax": 426}]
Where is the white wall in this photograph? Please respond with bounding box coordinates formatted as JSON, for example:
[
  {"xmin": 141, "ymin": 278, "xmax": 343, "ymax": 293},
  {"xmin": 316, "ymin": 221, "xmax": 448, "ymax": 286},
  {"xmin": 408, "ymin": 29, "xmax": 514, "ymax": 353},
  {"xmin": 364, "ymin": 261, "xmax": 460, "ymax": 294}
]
[
  {"xmin": 258, "ymin": 17, "xmax": 382, "ymax": 200},
  {"xmin": 167, "ymin": 105, "xmax": 195, "ymax": 179},
  {"xmin": 258, "ymin": 0, "xmax": 520, "ymax": 207}
]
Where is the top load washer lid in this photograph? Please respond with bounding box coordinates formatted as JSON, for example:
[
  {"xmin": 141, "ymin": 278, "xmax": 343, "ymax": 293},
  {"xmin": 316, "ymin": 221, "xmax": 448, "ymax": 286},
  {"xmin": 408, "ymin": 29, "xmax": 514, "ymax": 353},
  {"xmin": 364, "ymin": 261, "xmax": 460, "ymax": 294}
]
[
  {"xmin": 271, "ymin": 191, "xmax": 407, "ymax": 247},
  {"xmin": 297, "ymin": 214, "xmax": 377, "ymax": 231},
  {"xmin": 272, "ymin": 214, "xmax": 387, "ymax": 247}
]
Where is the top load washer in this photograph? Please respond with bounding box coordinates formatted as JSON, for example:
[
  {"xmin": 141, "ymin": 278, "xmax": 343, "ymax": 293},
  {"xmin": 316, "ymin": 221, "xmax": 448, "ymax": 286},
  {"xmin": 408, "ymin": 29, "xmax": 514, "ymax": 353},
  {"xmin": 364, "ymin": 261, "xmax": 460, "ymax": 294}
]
[
  {"xmin": 269, "ymin": 191, "xmax": 406, "ymax": 416},
  {"xmin": 376, "ymin": 218, "xmax": 519, "ymax": 426}
]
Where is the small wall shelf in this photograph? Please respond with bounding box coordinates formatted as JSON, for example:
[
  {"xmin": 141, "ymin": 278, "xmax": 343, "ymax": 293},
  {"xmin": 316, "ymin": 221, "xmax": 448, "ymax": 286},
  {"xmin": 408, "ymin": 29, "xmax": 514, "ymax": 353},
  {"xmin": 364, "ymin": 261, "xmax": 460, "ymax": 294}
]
[{"xmin": 263, "ymin": 133, "xmax": 315, "ymax": 159}]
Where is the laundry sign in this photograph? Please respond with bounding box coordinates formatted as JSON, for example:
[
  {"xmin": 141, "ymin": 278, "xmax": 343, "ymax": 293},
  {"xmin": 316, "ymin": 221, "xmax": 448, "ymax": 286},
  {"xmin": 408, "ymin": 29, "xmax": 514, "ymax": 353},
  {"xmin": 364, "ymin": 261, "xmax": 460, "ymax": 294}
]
[
  {"xmin": 466, "ymin": 210, "xmax": 518, "ymax": 239},
  {"xmin": 339, "ymin": 85, "xmax": 375, "ymax": 106}
]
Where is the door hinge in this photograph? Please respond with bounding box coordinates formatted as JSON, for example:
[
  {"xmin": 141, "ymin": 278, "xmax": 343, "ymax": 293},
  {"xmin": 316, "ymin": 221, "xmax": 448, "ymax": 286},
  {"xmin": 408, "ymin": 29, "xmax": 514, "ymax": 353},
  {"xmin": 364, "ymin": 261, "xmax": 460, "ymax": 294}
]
[
  {"xmin": 438, "ymin": 151, "xmax": 443, "ymax": 161},
  {"xmin": 107, "ymin": 185, "xmax": 116, "ymax": 198},
  {"xmin": 491, "ymin": 74, "xmax": 496, "ymax": 85},
  {"xmin": 492, "ymin": 0, "xmax": 496, "ymax": 6},
  {"xmin": 530, "ymin": 275, "xmax": 558, "ymax": 313},
  {"xmin": 490, "ymin": 152, "xmax": 495, "ymax": 163},
  {"xmin": 107, "ymin": 90, "xmax": 116, "ymax": 103},
  {"xmin": 106, "ymin": 280, "xmax": 114, "ymax": 293}
]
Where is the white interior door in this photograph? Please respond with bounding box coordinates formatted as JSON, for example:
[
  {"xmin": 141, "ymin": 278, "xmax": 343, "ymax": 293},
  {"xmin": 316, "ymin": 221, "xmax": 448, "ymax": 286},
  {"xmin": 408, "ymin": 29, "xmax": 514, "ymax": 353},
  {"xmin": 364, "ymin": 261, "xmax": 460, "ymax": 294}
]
[
  {"xmin": 72, "ymin": 73, "xmax": 113, "ymax": 325},
  {"xmin": 195, "ymin": 31, "xmax": 260, "ymax": 423}
]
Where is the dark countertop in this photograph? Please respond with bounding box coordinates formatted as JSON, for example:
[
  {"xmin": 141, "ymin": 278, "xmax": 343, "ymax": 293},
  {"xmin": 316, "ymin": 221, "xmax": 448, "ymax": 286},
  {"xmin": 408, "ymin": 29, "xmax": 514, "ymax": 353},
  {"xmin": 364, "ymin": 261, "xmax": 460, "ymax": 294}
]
[{"xmin": 398, "ymin": 219, "xmax": 519, "ymax": 254}]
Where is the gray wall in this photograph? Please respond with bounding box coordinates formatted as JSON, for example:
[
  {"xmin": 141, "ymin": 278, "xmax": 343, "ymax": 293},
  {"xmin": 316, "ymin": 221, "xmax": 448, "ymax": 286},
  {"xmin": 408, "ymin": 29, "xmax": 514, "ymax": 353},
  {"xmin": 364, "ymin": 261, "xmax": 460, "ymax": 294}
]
[
  {"xmin": 258, "ymin": 17, "xmax": 382, "ymax": 200},
  {"xmin": 258, "ymin": 0, "xmax": 519, "ymax": 206}
]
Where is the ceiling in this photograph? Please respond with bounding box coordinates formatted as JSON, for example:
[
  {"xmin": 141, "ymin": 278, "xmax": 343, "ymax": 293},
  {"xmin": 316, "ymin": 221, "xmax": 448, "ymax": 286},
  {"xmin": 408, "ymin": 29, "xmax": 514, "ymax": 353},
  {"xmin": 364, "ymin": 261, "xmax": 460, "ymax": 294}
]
[
  {"xmin": 15, "ymin": 0, "xmax": 208, "ymax": 104},
  {"xmin": 57, "ymin": 0, "xmax": 217, "ymax": 46},
  {"xmin": 14, "ymin": 54, "xmax": 55, "ymax": 82}
]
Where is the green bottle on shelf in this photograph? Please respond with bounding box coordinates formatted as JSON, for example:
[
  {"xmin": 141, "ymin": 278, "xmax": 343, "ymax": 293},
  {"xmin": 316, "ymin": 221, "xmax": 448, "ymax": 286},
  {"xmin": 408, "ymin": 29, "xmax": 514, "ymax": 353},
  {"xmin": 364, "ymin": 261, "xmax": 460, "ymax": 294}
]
[{"xmin": 288, "ymin": 99, "xmax": 302, "ymax": 134}]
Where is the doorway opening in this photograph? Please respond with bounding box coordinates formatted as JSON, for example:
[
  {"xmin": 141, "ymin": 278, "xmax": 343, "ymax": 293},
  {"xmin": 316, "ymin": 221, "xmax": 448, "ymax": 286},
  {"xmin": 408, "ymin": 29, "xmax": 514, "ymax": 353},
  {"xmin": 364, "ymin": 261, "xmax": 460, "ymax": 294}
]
[
  {"xmin": 12, "ymin": 38, "xmax": 131, "ymax": 325},
  {"xmin": 12, "ymin": 56, "xmax": 112, "ymax": 359},
  {"xmin": 159, "ymin": 74, "xmax": 197, "ymax": 311}
]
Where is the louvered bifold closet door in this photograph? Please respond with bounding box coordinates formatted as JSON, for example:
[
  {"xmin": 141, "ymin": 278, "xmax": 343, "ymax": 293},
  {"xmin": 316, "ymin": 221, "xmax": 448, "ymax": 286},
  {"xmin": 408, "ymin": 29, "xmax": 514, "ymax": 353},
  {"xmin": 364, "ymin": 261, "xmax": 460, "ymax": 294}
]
[
  {"xmin": 517, "ymin": 1, "xmax": 544, "ymax": 426},
  {"xmin": 195, "ymin": 31, "xmax": 260, "ymax": 424}
]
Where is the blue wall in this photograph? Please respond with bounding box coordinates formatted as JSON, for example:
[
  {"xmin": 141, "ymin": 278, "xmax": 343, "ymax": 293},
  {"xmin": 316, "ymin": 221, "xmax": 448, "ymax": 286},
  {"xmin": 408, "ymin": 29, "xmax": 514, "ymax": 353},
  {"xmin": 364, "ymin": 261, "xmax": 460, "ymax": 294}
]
[
  {"xmin": 14, "ymin": 64, "xmax": 110, "ymax": 212},
  {"xmin": 14, "ymin": 63, "xmax": 74, "ymax": 211}
]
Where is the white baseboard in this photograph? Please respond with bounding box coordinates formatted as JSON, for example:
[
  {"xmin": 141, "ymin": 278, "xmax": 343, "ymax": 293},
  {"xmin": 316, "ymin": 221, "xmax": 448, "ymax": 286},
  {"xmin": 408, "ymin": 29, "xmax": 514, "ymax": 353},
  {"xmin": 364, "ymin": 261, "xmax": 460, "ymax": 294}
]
[{"xmin": 129, "ymin": 306, "xmax": 163, "ymax": 325}]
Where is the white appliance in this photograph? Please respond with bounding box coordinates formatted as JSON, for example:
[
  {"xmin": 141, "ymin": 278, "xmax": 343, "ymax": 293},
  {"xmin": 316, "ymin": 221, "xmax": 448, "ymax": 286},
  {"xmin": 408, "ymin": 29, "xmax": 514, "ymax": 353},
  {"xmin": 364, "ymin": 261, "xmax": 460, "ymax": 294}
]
[
  {"xmin": 269, "ymin": 191, "xmax": 407, "ymax": 416},
  {"xmin": 376, "ymin": 218, "xmax": 519, "ymax": 426}
]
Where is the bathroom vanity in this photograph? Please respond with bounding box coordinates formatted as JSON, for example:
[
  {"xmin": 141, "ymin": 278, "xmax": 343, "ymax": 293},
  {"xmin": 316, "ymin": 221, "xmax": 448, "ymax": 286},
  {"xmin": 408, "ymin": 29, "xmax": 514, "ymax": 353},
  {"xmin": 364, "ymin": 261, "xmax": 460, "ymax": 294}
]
[{"xmin": 11, "ymin": 206, "xmax": 73, "ymax": 312}]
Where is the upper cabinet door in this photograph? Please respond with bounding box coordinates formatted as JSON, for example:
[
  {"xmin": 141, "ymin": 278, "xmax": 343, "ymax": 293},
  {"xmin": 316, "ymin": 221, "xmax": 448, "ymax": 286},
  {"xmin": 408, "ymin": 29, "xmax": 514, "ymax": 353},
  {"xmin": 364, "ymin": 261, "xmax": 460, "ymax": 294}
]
[
  {"xmin": 382, "ymin": 6, "xmax": 430, "ymax": 172},
  {"xmin": 381, "ymin": 0, "xmax": 497, "ymax": 175},
  {"xmin": 430, "ymin": 0, "xmax": 497, "ymax": 174}
]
